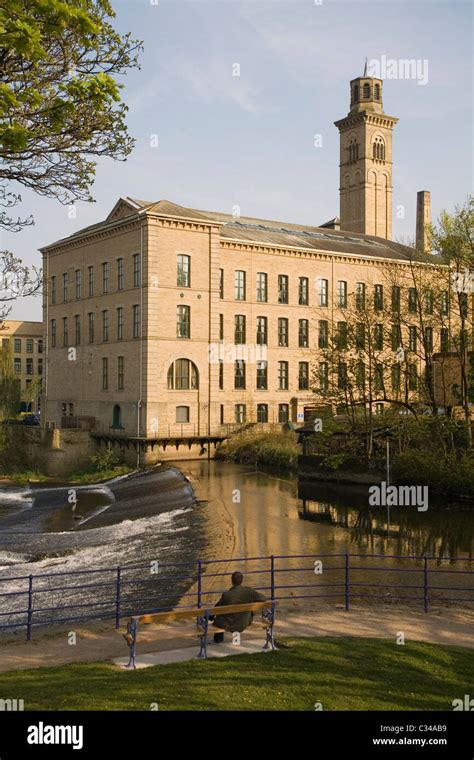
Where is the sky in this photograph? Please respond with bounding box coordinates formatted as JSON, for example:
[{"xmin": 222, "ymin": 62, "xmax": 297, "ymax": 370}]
[{"xmin": 3, "ymin": 0, "xmax": 473, "ymax": 320}]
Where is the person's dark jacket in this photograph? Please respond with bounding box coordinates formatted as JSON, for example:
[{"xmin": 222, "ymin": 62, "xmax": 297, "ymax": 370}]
[{"xmin": 212, "ymin": 585, "xmax": 266, "ymax": 632}]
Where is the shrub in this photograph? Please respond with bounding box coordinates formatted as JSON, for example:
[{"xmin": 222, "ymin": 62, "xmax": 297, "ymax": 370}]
[{"xmin": 90, "ymin": 444, "xmax": 120, "ymax": 473}]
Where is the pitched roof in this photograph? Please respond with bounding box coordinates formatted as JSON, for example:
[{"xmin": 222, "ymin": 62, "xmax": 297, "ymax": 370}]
[{"xmin": 41, "ymin": 196, "xmax": 426, "ymax": 262}]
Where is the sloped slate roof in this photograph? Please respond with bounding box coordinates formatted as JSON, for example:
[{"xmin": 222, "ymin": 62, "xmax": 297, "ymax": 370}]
[{"xmin": 41, "ymin": 196, "xmax": 424, "ymax": 262}]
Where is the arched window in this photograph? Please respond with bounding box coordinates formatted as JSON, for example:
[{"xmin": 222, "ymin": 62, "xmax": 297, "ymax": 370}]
[
  {"xmin": 348, "ymin": 139, "xmax": 359, "ymax": 163},
  {"xmin": 353, "ymin": 85, "xmax": 359, "ymax": 102},
  {"xmin": 363, "ymin": 82, "xmax": 370, "ymax": 99},
  {"xmin": 374, "ymin": 83, "xmax": 380, "ymax": 99},
  {"xmin": 112, "ymin": 404, "xmax": 122, "ymax": 428},
  {"xmin": 167, "ymin": 359, "xmax": 199, "ymax": 390},
  {"xmin": 373, "ymin": 137, "xmax": 385, "ymax": 161}
]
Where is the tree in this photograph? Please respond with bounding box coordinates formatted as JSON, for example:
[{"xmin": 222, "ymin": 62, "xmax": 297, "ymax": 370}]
[
  {"xmin": 0, "ymin": 339, "xmax": 21, "ymax": 417},
  {"xmin": 0, "ymin": 0, "xmax": 142, "ymax": 319},
  {"xmin": 429, "ymin": 197, "xmax": 474, "ymax": 445}
]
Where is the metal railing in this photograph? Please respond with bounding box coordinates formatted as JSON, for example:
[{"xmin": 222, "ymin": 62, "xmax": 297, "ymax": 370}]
[{"xmin": 0, "ymin": 552, "xmax": 472, "ymax": 640}]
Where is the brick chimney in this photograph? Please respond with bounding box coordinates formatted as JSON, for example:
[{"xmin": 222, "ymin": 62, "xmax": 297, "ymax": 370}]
[{"xmin": 416, "ymin": 191, "xmax": 431, "ymax": 252}]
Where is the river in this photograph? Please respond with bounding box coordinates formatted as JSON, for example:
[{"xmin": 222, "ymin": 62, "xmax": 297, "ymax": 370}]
[{"xmin": 0, "ymin": 461, "xmax": 472, "ymax": 631}]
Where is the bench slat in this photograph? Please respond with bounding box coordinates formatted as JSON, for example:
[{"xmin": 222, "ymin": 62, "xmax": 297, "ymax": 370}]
[{"xmin": 135, "ymin": 601, "xmax": 275, "ymax": 626}]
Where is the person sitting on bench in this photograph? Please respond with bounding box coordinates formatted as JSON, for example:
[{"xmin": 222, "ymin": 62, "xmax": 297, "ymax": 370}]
[{"xmin": 212, "ymin": 571, "xmax": 266, "ymax": 643}]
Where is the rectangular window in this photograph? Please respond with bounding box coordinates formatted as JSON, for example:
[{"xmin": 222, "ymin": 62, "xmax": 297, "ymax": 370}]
[
  {"xmin": 374, "ymin": 284, "xmax": 384, "ymax": 311},
  {"xmin": 133, "ymin": 253, "xmax": 141, "ymax": 288},
  {"xmin": 176, "ymin": 304, "xmax": 189, "ymax": 339},
  {"xmin": 14, "ymin": 338, "xmax": 21, "ymax": 353},
  {"xmin": 26, "ymin": 339, "xmax": 33, "ymax": 353},
  {"xmin": 75, "ymin": 269, "xmax": 82, "ymax": 299},
  {"xmin": 256, "ymin": 272, "xmax": 267, "ymax": 303},
  {"xmin": 63, "ymin": 273, "xmax": 68, "ymax": 302},
  {"xmin": 50, "ymin": 321, "xmax": 56, "ymax": 348},
  {"xmin": 375, "ymin": 363, "xmax": 384, "ymax": 392},
  {"xmin": 440, "ymin": 328, "xmax": 449, "ymax": 353},
  {"xmin": 278, "ymin": 317, "xmax": 289, "ymax": 347},
  {"xmin": 235, "ymin": 404, "xmax": 246, "ymax": 424},
  {"xmin": 356, "ymin": 323, "xmax": 365, "ymax": 350},
  {"xmin": 234, "ymin": 315, "xmax": 246, "ymax": 345},
  {"xmin": 88, "ymin": 266, "xmax": 94, "ymax": 297},
  {"xmin": 460, "ymin": 292, "xmax": 469, "ymax": 319},
  {"xmin": 408, "ymin": 363, "xmax": 417, "ymax": 391},
  {"xmin": 338, "ymin": 361, "xmax": 347, "ymax": 390},
  {"xmin": 374, "ymin": 324, "xmax": 383, "ymax": 351},
  {"xmin": 74, "ymin": 315, "xmax": 81, "ymax": 346},
  {"xmin": 177, "ymin": 254, "xmax": 190, "ymax": 288},
  {"xmin": 219, "ymin": 269, "xmax": 224, "ymax": 299},
  {"xmin": 118, "ymin": 356, "xmax": 124, "ymax": 390},
  {"xmin": 234, "ymin": 360, "xmax": 246, "ymax": 389},
  {"xmin": 88, "ymin": 313, "xmax": 94, "ymax": 344},
  {"xmin": 117, "ymin": 307, "xmax": 124, "ymax": 341},
  {"xmin": 176, "ymin": 406, "xmax": 190, "ymax": 423},
  {"xmin": 337, "ymin": 280, "xmax": 347, "ymax": 308},
  {"xmin": 278, "ymin": 361, "xmax": 289, "ymax": 390},
  {"xmin": 133, "ymin": 305, "xmax": 141, "ymax": 339},
  {"xmin": 317, "ymin": 278, "xmax": 328, "ymax": 307},
  {"xmin": 391, "ymin": 286, "xmax": 400, "ymax": 313},
  {"xmin": 356, "ymin": 361, "xmax": 365, "ymax": 392},
  {"xmin": 278, "ymin": 274, "xmax": 289, "ymax": 304},
  {"xmin": 62, "ymin": 317, "xmax": 68, "ymax": 347},
  {"xmin": 219, "ymin": 359, "xmax": 224, "ymax": 390},
  {"xmin": 117, "ymin": 258, "xmax": 124, "ymax": 291},
  {"xmin": 102, "ymin": 310, "xmax": 109, "ymax": 342},
  {"xmin": 257, "ymin": 404, "xmax": 268, "ymax": 423},
  {"xmin": 408, "ymin": 287, "xmax": 417, "ymax": 313},
  {"xmin": 256, "ymin": 316, "xmax": 267, "ymax": 345},
  {"xmin": 14, "ymin": 358, "xmax": 21, "ymax": 374},
  {"xmin": 424, "ymin": 290, "xmax": 434, "ymax": 315},
  {"xmin": 278, "ymin": 404, "xmax": 289, "ymax": 424},
  {"xmin": 318, "ymin": 362, "xmax": 328, "ymax": 392},
  {"xmin": 102, "ymin": 262, "xmax": 109, "ymax": 294},
  {"xmin": 219, "ymin": 313, "xmax": 224, "ymax": 341},
  {"xmin": 235, "ymin": 270, "xmax": 246, "ymax": 301},
  {"xmin": 424, "ymin": 326, "xmax": 433, "ymax": 353},
  {"xmin": 355, "ymin": 282, "xmax": 366, "ymax": 311},
  {"xmin": 336, "ymin": 321, "xmax": 348, "ymax": 350},
  {"xmin": 318, "ymin": 320, "xmax": 328, "ymax": 349},
  {"xmin": 298, "ymin": 277, "xmax": 309, "ymax": 305},
  {"xmin": 38, "ymin": 340, "xmax": 43, "ymax": 354},
  {"xmin": 298, "ymin": 362, "xmax": 309, "ymax": 390},
  {"xmin": 102, "ymin": 357, "xmax": 108, "ymax": 390},
  {"xmin": 38, "ymin": 359, "xmax": 43, "ymax": 375},
  {"xmin": 51, "ymin": 276, "xmax": 56, "ymax": 305},
  {"xmin": 26, "ymin": 358, "xmax": 33, "ymax": 375},
  {"xmin": 298, "ymin": 319, "xmax": 309, "ymax": 348},
  {"xmin": 408, "ymin": 326, "xmax": 417, "ymax": 352},
  {"xmin": 256, "ymin": 361, "xmax": 268, "ymax": 390},
  {"xmin": 391, "ymin": 323, "xmax": 402, "ymax": 351}
]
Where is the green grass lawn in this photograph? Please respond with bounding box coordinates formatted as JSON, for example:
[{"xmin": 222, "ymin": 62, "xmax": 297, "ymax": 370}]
[{"xmin": 1, "ymin": 637, "xmax": 472, "ymax": 711}]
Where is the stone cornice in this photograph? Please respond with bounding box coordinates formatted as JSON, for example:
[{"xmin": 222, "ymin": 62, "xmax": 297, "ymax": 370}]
[
  {"xmin": 334, "ymin": 112, "xmax": 399, "ymax": 131},
  {"xmin": 220, "ymin": 238, "xmax": 441, "ymax": 270}
]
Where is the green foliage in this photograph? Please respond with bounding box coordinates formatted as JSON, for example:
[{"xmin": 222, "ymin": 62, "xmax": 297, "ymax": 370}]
[
  {"xmin": 218, "ymin": 430, "xmax": 299, "ymax": 469},
  {"xmin": 393, "ymin": 450, "xmax": 474, "ymax": 498},
  {"xmin": 89, "ymin": 443, "xmax": 120, "ymax": 473},
  {"xmin": 0, "ymin": 637, "xmax": 470, "ymax": 711}
]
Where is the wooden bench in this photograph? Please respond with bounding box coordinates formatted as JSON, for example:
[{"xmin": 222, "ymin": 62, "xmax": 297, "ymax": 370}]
[{"xmin": 120, "ymin": 601, "xmax": 277, "ymax": 669}]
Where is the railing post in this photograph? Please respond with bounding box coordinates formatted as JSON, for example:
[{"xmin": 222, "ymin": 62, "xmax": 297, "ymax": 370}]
[
  {"xmin": 423, "ymin": 557, "xmax": 429, "ymax": 613},
  {"xmin": 344, "ymin": 553, "xmax": 350, "ymax": 611},
  {"xmin": 26, "ymin": 574, "xmax": 34, "ymax": 641},
  {"xmin": 115, "ymin": 566, "xmax": 121, "ymax": 628},
  {"xmin": 197, "ymin": 560, "xmax": 202, "ymax": 608},
  {"xmin": 270, "ymin": 555, "xmax": 275, "ymax": 600}
]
